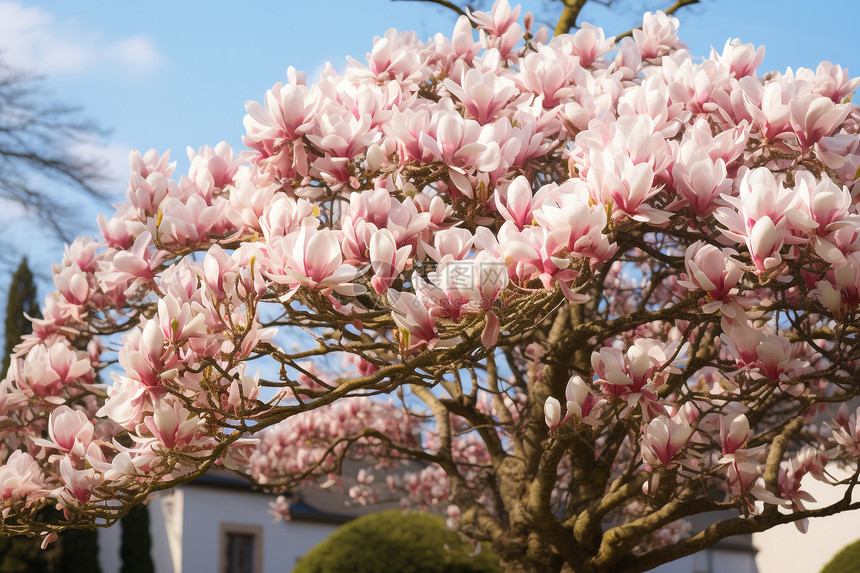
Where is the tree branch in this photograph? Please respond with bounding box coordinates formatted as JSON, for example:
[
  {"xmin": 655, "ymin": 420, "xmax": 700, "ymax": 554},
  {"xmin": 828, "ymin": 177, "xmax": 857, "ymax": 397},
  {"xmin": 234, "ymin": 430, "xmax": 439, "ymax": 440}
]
[
  {"xmin": 392, "ymin": 0, "xmax": 470, "ymax": 20},
  {"xmin": 555, "ymin": 0, "xmax": 588, "ymax": 36}
]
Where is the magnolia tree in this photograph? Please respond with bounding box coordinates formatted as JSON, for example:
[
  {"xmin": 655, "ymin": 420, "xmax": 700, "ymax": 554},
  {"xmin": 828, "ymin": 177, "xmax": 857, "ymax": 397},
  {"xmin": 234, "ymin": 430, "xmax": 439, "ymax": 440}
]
[{"xmin": 3, "ymin": 2, "xmax": 860, "ymax": 571}]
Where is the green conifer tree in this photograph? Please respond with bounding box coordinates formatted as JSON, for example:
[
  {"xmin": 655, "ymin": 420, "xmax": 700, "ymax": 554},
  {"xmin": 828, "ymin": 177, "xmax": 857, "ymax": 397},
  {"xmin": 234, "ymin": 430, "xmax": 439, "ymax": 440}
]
[
  {"xmin": 58, "ymin": 529, "xmax": 101, "ymax": 573},
  {"xmin": 120, "ymin": 504, "xmax": 154, "ymax": 573},
  {"xmin": 2, "ymin": 257, "xmax": 40, "ymax": 377}
]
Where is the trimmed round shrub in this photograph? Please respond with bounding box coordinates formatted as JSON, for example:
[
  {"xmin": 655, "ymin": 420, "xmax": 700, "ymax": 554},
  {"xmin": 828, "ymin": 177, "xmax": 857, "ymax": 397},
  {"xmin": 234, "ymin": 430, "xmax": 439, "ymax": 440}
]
[
  {"xmin": 821, "ymin": 538, "xmax": 860, "ymax": 573},
  {"xmin": 292, "ymin": 510, "xmax": 502, "ymax": 573}
]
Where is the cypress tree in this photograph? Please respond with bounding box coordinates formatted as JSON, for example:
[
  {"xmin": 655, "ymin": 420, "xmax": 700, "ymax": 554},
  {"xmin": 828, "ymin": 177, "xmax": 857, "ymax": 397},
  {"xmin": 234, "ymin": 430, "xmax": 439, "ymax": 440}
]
[
  {"xmin": 120, "ymin": 504, "xmax": 154, "ymax": 573},
  {"xmin": 58, "ymin": 529, "xmax": 101, "ymax": 573},
  {"xmin": 2, "ymin": 257, "xmax": 40, "ymax": 377}
]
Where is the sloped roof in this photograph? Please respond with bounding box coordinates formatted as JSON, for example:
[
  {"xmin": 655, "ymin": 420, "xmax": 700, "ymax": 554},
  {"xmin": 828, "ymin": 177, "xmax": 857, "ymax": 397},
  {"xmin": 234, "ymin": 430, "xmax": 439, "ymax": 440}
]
[{"xmin": 188, "ymin": 459, "xmax": 422, "ymax": 524}]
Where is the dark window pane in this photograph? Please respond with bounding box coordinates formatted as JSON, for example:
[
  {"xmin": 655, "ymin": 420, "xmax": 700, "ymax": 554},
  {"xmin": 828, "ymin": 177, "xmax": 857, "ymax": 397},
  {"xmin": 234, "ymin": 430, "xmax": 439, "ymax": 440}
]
[{"xmin": 225, "ymin": 532, "xmax": 255, "ymax": 573}]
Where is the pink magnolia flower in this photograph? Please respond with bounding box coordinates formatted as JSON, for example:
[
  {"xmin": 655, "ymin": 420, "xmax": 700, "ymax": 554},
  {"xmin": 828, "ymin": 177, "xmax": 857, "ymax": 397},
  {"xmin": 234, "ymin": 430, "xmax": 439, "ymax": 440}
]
[
  {"xmin": 227, "ymin": 168, "xmax": 279, "ymax": 233},
  {"xmin": 58, "ymin": 456, "xmax": 102, "ymax": 506},
  {"xmin": 369, "ymin": 229, "xmax": 412, "ymax": 294},
  {"xmin": 265, "ymin": 225, "xmax": 365, "ymax": 298},
  {"xmin": 753, "ymin": 334, "xmax": 810, "ymax": 382},
  {"xmin": 30, "ymin": 406, "xmax": 94, "ymax": 459},
  {"xmin": 98, "ymin": 375, "xmax": 152, "ymax": 429},
  {"xmin": 633, "ymin": 11, "xmax": 684, "ymax": 62},
  {"xmin": 585, "ymin": 151, "xmax": 667, "ymax": 224},
  {"xmin": 97, "ymin": 231, "xmax": 167, "ymax": 296},
  {"xmin": 494, "ymin": 176, "xmax": 541, "ymax": 230},
  {"xmin": 592, "ymin": 339, "xmax": 682, "ymax": 419},
  {"xmin": 499, "ymin": 222, "xmax": 584, "ymax": 301},
  {"xmin": 531, "ymin": 180, "xmax": 618, "ymax": 265},
  {"xmin": 155, "ymin": 293, "xmax": 207, "ymax": 348},
  {"xmin": 740, "ymin": 78, "xmax": 794, "ymax": 141},
  {"xmin": 444, "ymin": 68, "xmax": 521, "ymax": 125},
  {"xmin": 422, "ymin": 228, "xmax": 474, "ymax": 263},
  {"xmin": 719, "ymin": 450, "xmax": 781, "ymax": 513},
  {"xmin": 778, "ymin": 454, "xmax": 820, "ymax": 532},
  {"xmin": 346, "ymin": 30, "xmax": 424, "ymax": 84},
  {"xmin": 225, "ymin": 367, "xmax": 262, "ymax": 412},
  {"xmin": 469, "ymin": 0, "xmax": 520, "ymax": 37},
  {"xmin": 678, "ymin": 242, "xmax": 744, "ymax": 314},
  {"xmin": 141, "ymin": 399, "xmax": 207, "ymax": 450},
  {"xmin": 388, "ymin": 289, "xmax": 459, "ymax": 351},
  {"xmin": 641, "ymin": 414, "xmax": 693, "ymax": 468},
  {"xmin": 16, "ymin": 342, "xmax": 93, "ymax": 398},
  {"xmin": 719, "ymin": 412, "xmax": 749, "ymax": 455},
  {"xmin": 829, "ymin": 404, "xmax": 860, "ymax": 457},
  {"xmin": 260, "ymin": 195, "xmax": 315, "ymax": 242},
  {"xmin": 155, "ymin": 195, "xmax": 230, "ymax": 247},
  {"xmin": 680, "ymin": 118, "xmax": 749, "ymax": 166},
  {"xmin": 518, "ymin": 44, "xmax": 579, "ymax": 108},
  {"xmin": 414, "ymin": 253, "xmax": 508, "ymax": 321},
  {"xmin": 671, "ymin": 151, "xmax": 732, "ymax": 216},
  {"xmin": 86, "ymin": 450, "xmax": 147, "ymax": 481},
  {"xmin": 129, "ymin": 148, "xmax": 175, "ymax": 181},
  {"xmin": 719, "ymin": 315, "xmax": 761, "ymax": 368},
  {"xmin": 307, "ymin": 113, "xmax": 377, "ymax": 189},
  {"xmin": 795, "ymin": 171, "xmax": 852, "ymax": 233},
  {"xmin": 341, "ymin": 189, "xmax": 430, "ymax": 262},
  {"xmin": 713, "ymin": 39, "xmax": 765, "ymax": 78},
  {"xmin": 53, "ymin": 263, "xmax": 92, "ymax": 309},
  {"xmin": 563, "ymin": 23, "xmax": 615, "ymax": 68},
  {"xmin": 715, "ymin": 168, "xmax": 811, "ymax": 273},
  {"xmin": 186, "ymin": 141, "xmax": 244, "ymax": 196},
  {"xmin": 789, "ymin": 93, "xmax": 850, "ymax": 150},
  {"xmin": 127, "ymin": 169, "xmax": 174, "ymax": 217},
  {"xmin": 801, "ymin": 61, "xmax": 860, "ymax": 103},
  {"xmin": 0, "ymin": 451, "xmax": 50, "ymax": 507},
  {"xmin": 243, "ymin": 79, "xmax": 316, "ymax": 157},
  {"xmin": 544, "ymin": 396, "xmax": 562, "ymax": 433},
  {"xmin": 565, "ymin": 375, "xmax": 605, "ymax": 426}
]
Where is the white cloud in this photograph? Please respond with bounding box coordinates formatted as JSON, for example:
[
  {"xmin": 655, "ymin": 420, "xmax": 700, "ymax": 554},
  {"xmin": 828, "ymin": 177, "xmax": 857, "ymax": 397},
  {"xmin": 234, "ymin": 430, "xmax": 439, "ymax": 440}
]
[
  {"xmin": 109, "ymin": 36, "xmax": 162, "ymax": 75},
  {"xmin": 69, "ymin": 139, "xmax": 133, "ymax": 191},
  {"xmin": 0, "ymin": 2, "xmax": 162, "ymax": 76}
]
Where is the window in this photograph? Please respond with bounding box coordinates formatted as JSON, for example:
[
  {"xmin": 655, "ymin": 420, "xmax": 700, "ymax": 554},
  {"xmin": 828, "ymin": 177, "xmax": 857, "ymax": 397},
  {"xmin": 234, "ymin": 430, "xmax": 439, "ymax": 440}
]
[{"xmin": 220, "ymin": 523, "xmax": 263, "ymax": 573}]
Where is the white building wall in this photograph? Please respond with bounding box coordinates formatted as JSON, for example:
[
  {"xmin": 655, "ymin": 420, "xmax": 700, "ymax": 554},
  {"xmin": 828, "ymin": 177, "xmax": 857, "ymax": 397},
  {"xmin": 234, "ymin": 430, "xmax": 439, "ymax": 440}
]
[
  {"xmin": 754, "ymin": 464, "xmax": 860, "ymax": 573},
  {"xmin": 649, "ymin": 548, "xmax": 756, "ymax": 573},
  {"xmin": 99, "ymin": 485, "xmax": 337, "ymax": 573},
  {"xmin": 177, "ymin": 486, "xmax": 337, "ymax": 573}
]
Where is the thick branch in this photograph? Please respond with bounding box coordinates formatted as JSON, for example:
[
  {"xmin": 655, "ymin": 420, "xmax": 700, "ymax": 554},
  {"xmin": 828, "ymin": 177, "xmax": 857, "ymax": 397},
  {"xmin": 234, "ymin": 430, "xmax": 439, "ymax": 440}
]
[{"xmin": 555, "ymin": 0, "xmax": 588, "ymax": 36}]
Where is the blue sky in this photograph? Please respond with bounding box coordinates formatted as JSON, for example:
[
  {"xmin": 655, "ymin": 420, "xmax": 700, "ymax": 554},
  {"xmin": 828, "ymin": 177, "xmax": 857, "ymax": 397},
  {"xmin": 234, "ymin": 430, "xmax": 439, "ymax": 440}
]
[{"xmin": 1, "ymin": 0, "xmax": 859, "ymax": 289}]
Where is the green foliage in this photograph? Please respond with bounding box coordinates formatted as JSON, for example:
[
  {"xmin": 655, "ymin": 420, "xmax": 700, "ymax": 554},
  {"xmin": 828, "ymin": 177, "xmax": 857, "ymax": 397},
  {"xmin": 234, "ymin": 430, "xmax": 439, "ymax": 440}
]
[
  {"xmin": 820, "ymin": 538, "xmax": 860, "ymax": 573},
  {"xmin": 120, "ymin": 504, "xmax": 154, "ymax": 573},
  {"xmin": 292, "ymin": 510, "xmax": 502, "ymax": 573},
  {"xmin": 2, "ymin": 257, "xmax": 40, "ymax": 377}
]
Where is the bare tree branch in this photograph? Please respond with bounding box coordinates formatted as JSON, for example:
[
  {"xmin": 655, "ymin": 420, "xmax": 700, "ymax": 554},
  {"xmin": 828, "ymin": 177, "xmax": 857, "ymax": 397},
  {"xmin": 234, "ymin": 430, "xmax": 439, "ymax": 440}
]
[
  {"xmin": 392, "ymin": 0, "xmax": 471, "ymax": 20},
  {"xmin": 0, "ymin": 56, "xmax": 108, "ymax": 243}
]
